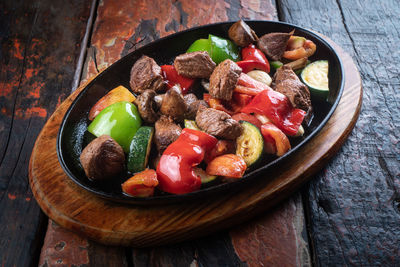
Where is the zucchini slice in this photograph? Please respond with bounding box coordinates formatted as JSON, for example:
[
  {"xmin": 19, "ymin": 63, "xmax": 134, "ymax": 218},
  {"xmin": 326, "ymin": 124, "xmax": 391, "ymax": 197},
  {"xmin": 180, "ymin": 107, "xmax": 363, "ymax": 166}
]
[
  {"xmin": 301, "ymin": 60, "xmax": 329, "ymax": 100},
  {"xmin": 184, "ymin": 119, "xmax": 201, "ymax": 131},
  {"xmin": 127, "ymin": 126, "xmax": 154, "ymax": 173},
  {"xmin": 236, "ymin": 121, "xmax": 264, "ymax": 167},
  {"xmin": 193, "ymin": 168, "xmax": 217, "ymax": 184}
]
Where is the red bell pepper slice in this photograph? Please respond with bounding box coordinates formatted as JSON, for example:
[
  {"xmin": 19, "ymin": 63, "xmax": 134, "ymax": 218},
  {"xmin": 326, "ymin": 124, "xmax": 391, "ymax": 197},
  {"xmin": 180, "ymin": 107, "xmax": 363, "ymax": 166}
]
[
  {"xmin": 232, "ymin": 92, "xmax": 253, "ymax": 107},
  {"xmin": 235, "ymin": 73, "xmax": 272, "ymax": 95},
  {"xmin": 235, "ymin": 44, "xmax": 270, "ymax": 73},
  {"xmin": 161, "ymin": 65, "xmax": 195, "ymax": 94},
  {"xmin": 156, "ymin": 129, "xmax": 218, "ymax": 194},
  {"xmin": 231, "ymin": 113, "xmax": 262, "ymax": 129},
  {"xmin": 206, "ymin": 154, "xmax": 247, "ymax": 178},
  {"xmin": 241, "ymin": 90, "xmax": 305, "ymax": 136},
  {"xmin": 236, "ymin": 60, "xmax": 270, "ymax": 74},
  {"xmin": 261, "ymin": 123, "xmax": 291, "ymax": 156},
  {"xmin": 122, "ymin": 169, "xmax": 159, "ymax": 197}
]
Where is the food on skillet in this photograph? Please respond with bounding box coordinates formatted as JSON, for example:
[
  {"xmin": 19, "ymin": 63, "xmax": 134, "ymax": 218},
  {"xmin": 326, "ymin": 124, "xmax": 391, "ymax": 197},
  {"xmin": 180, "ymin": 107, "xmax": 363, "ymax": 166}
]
[
  {"xmin": 80, "ymin": 135, "xmax": 125, "ymax": 181},
  {"xmin": 79, "ymin": 20, "xmax": 329, "ymax": 197}
]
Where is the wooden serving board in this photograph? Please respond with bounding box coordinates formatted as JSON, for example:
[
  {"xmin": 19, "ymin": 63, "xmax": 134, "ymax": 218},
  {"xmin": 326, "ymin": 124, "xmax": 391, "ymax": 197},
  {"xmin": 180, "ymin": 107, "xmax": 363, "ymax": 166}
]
[{"xmin": 29, "ymin": 38, "xmax": 362, "ymax": 247}]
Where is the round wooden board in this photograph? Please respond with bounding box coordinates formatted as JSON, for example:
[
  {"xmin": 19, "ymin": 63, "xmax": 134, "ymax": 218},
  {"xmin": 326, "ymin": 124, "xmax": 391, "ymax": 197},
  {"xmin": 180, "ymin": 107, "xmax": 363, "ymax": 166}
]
[{"xmin": 29, "ymin": 38, "xmax": 362, "ymax": 247}]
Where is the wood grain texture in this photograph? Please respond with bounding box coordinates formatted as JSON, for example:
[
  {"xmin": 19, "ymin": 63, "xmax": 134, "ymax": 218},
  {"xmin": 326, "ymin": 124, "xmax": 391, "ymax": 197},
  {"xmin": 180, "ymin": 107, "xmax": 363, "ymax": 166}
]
[
  {"xmin": 29, "ymin": 36, "xmax": 361, "ymax": 247},
  {"xmin": 82, "ymin": 0, "xmax": 277, "ymax": 82},
  {"xmin": 0, "ymin": 0, "xmax": 91, "ymax": 266},
  {"xmin": 278, "ymin": 0, "xmax": 400, "ymax": 265},
  {"xmin": 230, "ymin": 192, "xmax": 311, "ymax": 267}
]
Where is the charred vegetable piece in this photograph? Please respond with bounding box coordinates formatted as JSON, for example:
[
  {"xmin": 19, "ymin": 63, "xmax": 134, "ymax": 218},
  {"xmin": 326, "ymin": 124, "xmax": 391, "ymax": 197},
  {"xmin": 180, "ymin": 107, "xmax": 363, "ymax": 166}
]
[
  {"xmin": 283, "ymin": 37, "xmax": 316, "ymax": 60},
  {"xmin": 157, "ymin": 129, "xmax": 218, "ymax": 194},
  {"xmin": 127, "ymin": 126, "xmax": 154, "ymax": 173},
  {"xmin": 236, "ymin": 121, "xmax": 264, "ymax": 167},
  {"xmin": 80, "ymin": 135, "xmax": 125, "ymax": 181},
  {"xmin": 186, "ymin": 35, "xmax": 240, "ymax": 64},
  {"xmin": 87, "ymin": 101, "xmax": 142, "ymax": 153},
  {"xmin": 187, "ymin": 38, "xmax": 211, "ymax": 55},
  {"xmin": 184, "ymin": 119, "xmax": 201, "ymax": 130},
  {"xmin": 270, "ymin": 60, "xmax": 284, "ymax": 70},
  {"xmin": 134, "ymin": 89, "xmax": 159, "ymax": 124},
  {"xmin": 161, "ymin": 65, "xmax": 195, "ymax": 94},
  {"xmin": 206, "ymin": 154, "xmax": 247, "ymax": 178},
  {"xmin": 204, "ymin": 139, "xmax": 236, "ymax": 164},
  {"xmin": 260, "ymin": 122, "xmax": 291, "ymax": 156},
  {"xmin": 236, "ymin": 44, "xmax": 270, "ymax": 73},
  {"xmin": 160, "ymin": 85, "xmax": 187, "ymax": 122},
  {"xmin": 241, "ymin": 88, "xmax": 305, "ymax": 136},
  {"xmin": 232, "ymin": 113, "xmax": 262, "ymax": 129},
  {"xmin": 209, "ymin": 34, "xmax": 240, "ymax": 64},
  {"xmin": 89, "ymin": 86, "xmax": 136, "ymax": 121},
  {"xmin": 122, "ymin": 169, "xmax": 159, "ymax": 197},
  {"xmin": 246, "ymin": 70, "xmax": 272, "ymax": 86},
  {"xmin": 301, "ymin": 60, "xmax": 329, "ymax": 100},
  {"xmin": 193, "ymin": 168, "xmax": 217, "ymax": 184}
]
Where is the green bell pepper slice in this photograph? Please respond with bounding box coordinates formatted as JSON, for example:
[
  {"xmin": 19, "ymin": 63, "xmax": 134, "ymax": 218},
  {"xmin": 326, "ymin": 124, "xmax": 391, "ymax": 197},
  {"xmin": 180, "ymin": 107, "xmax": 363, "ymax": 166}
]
[
  {"xmin": 87, "ymin": 101, "xmax": 142, "ymax": 153},
  {"xmin": 208, "ymin": 34, "xmax": 240, "ymax": 64},
  {"xmin": 186, "ymin": 39, "xmax": 211, "ymax": 55},
  {"xmin": 186, "ymin": 35, "xmax": 240, "ymax": 64}
]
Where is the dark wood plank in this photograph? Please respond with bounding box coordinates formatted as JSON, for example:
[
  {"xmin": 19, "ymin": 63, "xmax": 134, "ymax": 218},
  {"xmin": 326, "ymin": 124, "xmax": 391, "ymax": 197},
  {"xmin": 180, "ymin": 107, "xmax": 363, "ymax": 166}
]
[
  {"xmin": 230, "ymin": 192, "xmax": 311, "ymax": 266},
  {"xmin": 278, "ymin": 0, "xmax": 400, "ymax": 265},
  {"xmin": 0, "ymin": 0, "xmax": 91, "ymax": 266}
]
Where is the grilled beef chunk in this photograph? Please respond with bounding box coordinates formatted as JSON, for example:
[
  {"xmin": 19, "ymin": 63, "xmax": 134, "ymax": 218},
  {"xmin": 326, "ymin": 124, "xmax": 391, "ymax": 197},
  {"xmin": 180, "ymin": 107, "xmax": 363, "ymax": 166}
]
[
  {"xmin": 196, "ymin": 105, "xmax": 242, "ymax": 140},
  {"xmin": 155, "ymin": 115, "xmax": 182, "ymax": 152},
  {"xmin": 228, "ymin": 20, "xmax": 258, "ymax": 47},
  {"xmin": 134, "ymin": 89, "xmax": 159, "ymax": 123},
  {"xmin": 209, "ymin": 59, "xmax": 242, "ymax": 101},
  {"xmin": 273, "ymin": 66, "xmax": 312, "ymax": 122},
  {"xmin": 257, "ymin": 31, "xmax": 293, "ymax": 61},
  {"xmin": 184, "ymin": 93, "xmax": 209, "ymax": 120},
  {"xmin": 174, "ymin": 51, "xmax": 216, "ymax": 78},
  {"xmin": 80, "ymin": 135, "xmax": 125, "ymax": 181},
  {"xmin": 160, "ymin": 85, "xmax": 187, "ymax": 122},
  {"xmin": 130, "ymin": 55, "xmax": 165, "ymax": 94}
]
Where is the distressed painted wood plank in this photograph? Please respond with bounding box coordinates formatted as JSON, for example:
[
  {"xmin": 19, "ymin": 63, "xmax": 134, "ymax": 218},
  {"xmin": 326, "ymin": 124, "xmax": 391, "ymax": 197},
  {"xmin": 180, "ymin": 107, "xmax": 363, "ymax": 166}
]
[
  {"xmin": 0, "ymin": 0, "xmax": 91, "ymax": 266},
  {"xmin": 230, "ymin": 192, "xmax": 311, "ymax": 266},
  {"xmin": 279, "ymin": 0, "xmax": 400, "ymax": 265},
  {"xmin": 81, "ymin": 0, "xmax": 277, "ymax": 82}
]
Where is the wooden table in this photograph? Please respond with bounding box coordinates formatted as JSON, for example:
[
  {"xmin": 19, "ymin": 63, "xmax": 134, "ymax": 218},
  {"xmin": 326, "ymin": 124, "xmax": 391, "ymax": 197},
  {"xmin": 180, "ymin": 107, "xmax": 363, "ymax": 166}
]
[{"xmin": 1, "ymin": 0, "xmax": 399, "ymax": 266}]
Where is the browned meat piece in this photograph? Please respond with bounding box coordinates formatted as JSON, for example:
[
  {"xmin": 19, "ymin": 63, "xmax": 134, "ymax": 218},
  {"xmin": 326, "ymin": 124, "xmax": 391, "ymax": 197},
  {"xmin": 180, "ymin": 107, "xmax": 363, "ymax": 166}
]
[
  {"xmin": 228, "ymin": 20, "xmax": 258, "ymax": 47},
  {"xmin": 184, "ymin": 93, "xmax": 209, "ymax": 120},
  {"xmin": 134, "ymin": 89, "xmax": 159, "ymax": 123},
  {"xmin": 273, "ymin": 65, "xmax": 312, "ymax": 121},
  {"xmin": 130, "ymin": 55, "xmax": 165, "ymax": 94},
  {"xmin": 209, "ymin": 59, "xmax": 242, "ymax": 101},
  {"xmin": 160, "ymin": 85, "xmax": 187, "ymax": 121},
  {"xmin": 196, "ymin": 106, "xmax": 242, "ymax": 140},
  {"xmin": 80, "ymin": 135, "xmax": 125, "ymax": 181},
  {"xmin": 257, "ymin": 31, "xmax": 293, "ymax": 61},
  {"xmin": 174, "ymin": 51, "xmax": 216, "ymax": 78},
  {"xmin": 155, "ymin": 115, "xmax": 182, "ymax": 152}
]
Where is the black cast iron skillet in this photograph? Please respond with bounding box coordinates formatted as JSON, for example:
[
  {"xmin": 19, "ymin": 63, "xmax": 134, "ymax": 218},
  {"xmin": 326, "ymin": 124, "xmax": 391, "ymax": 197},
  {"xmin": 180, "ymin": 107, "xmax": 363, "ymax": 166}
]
[{"xmin": 57, "ymin": 20, "xmax": 344, "ymax": 205}]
